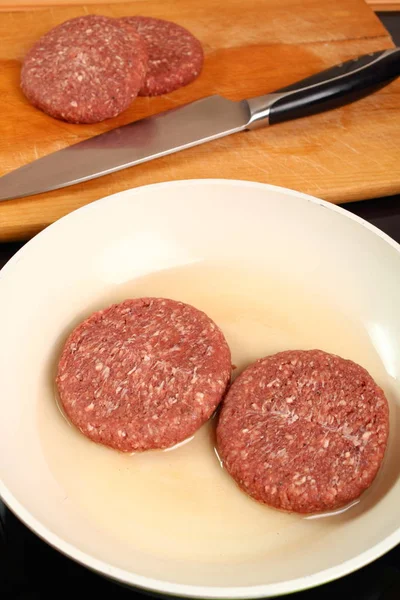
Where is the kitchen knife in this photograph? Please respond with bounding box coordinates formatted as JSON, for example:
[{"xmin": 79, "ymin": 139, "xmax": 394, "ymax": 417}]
[{"xmin": 0, "ymin": 48, "xmax": 399, "ymax": 202}]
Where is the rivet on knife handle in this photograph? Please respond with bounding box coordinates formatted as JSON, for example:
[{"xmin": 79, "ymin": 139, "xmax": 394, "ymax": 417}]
[{"xmin": 246, "ymin": 48, "xmax": 400, "ymax": 129}]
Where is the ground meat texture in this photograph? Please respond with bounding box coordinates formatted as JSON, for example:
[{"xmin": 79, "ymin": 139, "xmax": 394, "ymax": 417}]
[
  {"xmin": 216, "ymin": 350, "xmax": 389, "ymax": 514},
  {"xmin": 20, "ymin": 15, "xmax": 148, "ymax": 123},
  {"xmin": 119, "ymin": 16, "xmax": 203, "ymax": 96},
  {"xmin": 56, "ymin": 298, "xmax": 231, "ymax": 452}
]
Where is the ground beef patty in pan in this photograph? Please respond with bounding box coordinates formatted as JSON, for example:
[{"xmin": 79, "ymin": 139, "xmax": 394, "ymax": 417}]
[
  {"xmin": 119, "ymin": 16, "xmax": 204, "ymax": 96},
  {"xmin": 56, "ymin": 298, "xmax": 231, "ymax": 452},
  {"xmin": 21, "ymin": 15, "xmax": 148, "ymax": 123},
  {"xmin": 217, "ymin": 349, "xmax": 389, "ymax": 514}
]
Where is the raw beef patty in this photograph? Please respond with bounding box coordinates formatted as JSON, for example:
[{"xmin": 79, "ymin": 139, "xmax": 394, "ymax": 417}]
[
  {"xmin": 120, "ymin": 16, "xmax": 203, "ymax": 95},
  {"xmin": 217, "ymin": 349, "xmax": 389, "ymax": 514},
  {"xmin": 57, "ymin": 297, "xmax": 231, "ymax": 452},
  {"xmin": 21, "ymin": 15, "xmax": 148, "ymax": 123}
]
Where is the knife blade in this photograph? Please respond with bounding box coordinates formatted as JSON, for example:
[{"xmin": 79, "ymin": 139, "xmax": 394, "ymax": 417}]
[{"xmin": 0, "ymin": 48, "xmax": 399, "ymax": 202}]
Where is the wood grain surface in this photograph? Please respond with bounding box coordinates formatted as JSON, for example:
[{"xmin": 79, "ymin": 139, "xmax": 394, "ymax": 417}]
[
  {"xmin": 0, "ymin": 0, "xmax": 398, "ymax": 11},
  {"xmin": 368, "ymin": 0, "xmax": 400, "ymax": 10},
  {"xmin": 0, "ymin": 0, "xmax": 398, "ymax": 241}
]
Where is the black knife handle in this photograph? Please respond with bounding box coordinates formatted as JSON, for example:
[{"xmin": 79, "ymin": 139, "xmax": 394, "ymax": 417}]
[{"xmin": 247, "ymin": 48, "xmax": 400, "ymax": 128}]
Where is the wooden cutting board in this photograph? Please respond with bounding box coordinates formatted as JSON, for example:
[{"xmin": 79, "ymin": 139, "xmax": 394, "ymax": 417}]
[{"xmin": 0, "ymin": 0, "xmax": 398, "ymax": 241}]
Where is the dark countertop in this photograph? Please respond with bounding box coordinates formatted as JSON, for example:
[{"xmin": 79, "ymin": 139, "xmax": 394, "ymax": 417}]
[{"xmin": 1, "ymin": 12, "xmax": 400, "ymax": 600}]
